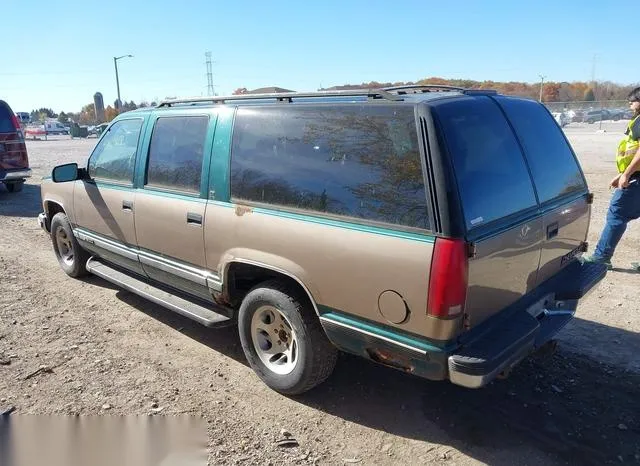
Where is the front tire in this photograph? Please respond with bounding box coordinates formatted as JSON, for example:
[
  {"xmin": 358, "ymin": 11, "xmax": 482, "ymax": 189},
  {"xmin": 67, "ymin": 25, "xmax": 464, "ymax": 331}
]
[
  {"xmin": 238, "ymin": 280, "xmax": 337, "ymax": 395},
  {"xmin": 50, "ymin": 212, "xmax": 90, "ymax": 278}
]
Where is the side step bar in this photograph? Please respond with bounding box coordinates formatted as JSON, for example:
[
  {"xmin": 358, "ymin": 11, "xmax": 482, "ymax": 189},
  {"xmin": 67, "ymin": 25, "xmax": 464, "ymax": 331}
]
[{"xmin": 86, "ymin": 257, "xmax": 232, "ymax": 327}]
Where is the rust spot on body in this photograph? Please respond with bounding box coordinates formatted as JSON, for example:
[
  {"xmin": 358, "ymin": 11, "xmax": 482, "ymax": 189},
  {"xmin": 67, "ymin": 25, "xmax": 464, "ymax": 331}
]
[{"xmin": 235, "ymin": 205, "xmax": 253, "ymax": 217}]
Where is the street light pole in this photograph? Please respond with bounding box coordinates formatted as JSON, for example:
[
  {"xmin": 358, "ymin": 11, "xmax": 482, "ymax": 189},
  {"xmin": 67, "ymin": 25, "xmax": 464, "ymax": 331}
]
[
  {"xmin": 113, "ymin": 54, "xmax": 133, "ymax": 110},
  {"xmin": 539, "ymin": 74, "xmax": 546, "ymax": 102}
]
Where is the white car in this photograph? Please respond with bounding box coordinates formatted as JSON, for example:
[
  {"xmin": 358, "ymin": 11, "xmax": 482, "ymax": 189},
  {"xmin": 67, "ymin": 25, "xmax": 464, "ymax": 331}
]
[{"xmin": 552, "ymin": 112, "xmax": 570, "ymax": 128}]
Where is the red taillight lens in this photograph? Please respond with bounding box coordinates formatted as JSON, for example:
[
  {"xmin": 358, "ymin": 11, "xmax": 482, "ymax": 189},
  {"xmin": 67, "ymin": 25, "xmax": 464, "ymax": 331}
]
[
  {"xmin": 427, "ymin": 238, "xmax": 468, "ymax": 318},
  {"xmin": 11, "ymin": 114, "xmax": 20, "ymax": 130}
]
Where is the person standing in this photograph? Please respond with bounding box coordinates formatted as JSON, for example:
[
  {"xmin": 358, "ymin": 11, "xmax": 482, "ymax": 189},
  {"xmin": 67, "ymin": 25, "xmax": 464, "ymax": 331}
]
[{"xmin": 581, "ymin": 87, "xmax": 640, "ymax": 269}]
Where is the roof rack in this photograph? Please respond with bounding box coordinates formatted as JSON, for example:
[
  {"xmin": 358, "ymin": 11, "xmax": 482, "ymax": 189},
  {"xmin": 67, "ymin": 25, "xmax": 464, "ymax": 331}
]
[
  {"xmin": 158, "ymin": 88, "xmax": 403, "ymax": 107},
  {"xmin": 382, "ymin": 85, "xmax": 498, "ymax": 96},
  {"xmin": 382, "ymin": 84, "xmax": 466, "ymax": 94}
]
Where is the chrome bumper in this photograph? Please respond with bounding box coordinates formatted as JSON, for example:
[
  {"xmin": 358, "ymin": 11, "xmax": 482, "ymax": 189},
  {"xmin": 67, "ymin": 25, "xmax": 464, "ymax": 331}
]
[
  {"xmin": 0, "ymin": 169, "xmax": 32, "ymax": 182},
  {"xmin": 38, "ymin": 212, "xmax": 50, "ymax": 233}
]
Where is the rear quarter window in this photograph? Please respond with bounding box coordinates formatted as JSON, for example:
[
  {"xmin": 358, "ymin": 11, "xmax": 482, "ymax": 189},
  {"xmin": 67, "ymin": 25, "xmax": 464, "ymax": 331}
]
[
  {"xmin": 495, "ymin": 96, "xmax": 586, "ymax": 203},
  {"xmin": 230, "ymin": 104, "xmax": 429, "ymax": 229},
  {"xmin": 433, "ymin": 96, "xmax": 537, "ymax": 230}
]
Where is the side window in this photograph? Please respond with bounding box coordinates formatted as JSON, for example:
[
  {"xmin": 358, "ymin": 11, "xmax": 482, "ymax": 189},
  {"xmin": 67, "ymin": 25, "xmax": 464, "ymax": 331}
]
[
  {"xmin": 88, "ymin": 119, "xmax": 143, "ymax": 184},
  {"xmin": 230, "ymin": 105, "xmax": 429, "ymax": 230},
  {"xmin": 145, "ymin": 116, "xmax": 209, "ymax": 194},
  {"xmin": 434, "ymin": 96, "xmax": 537, "ymax": 229},
  {"xmin": 496, "ymin": 97, "xmax": 586, "ymax": 203}
]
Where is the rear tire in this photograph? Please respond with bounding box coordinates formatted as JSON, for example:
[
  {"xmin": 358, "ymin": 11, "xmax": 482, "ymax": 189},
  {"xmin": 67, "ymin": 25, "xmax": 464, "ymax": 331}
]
[
  {"xmin": 6, "ymin": 181, "xmax": 24, "ymax": 193},
  {"xmin": 50, "ymin": 212, "xmax": 90, "ymax": 278},
  {"xmin": 238, "ymin": 280, "xmax": 337, "ymax": 395}
]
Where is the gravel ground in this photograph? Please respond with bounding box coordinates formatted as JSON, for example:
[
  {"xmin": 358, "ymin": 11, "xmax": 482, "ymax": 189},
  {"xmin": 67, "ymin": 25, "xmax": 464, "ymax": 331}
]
[{"xmin": 1, "ymin": 124, "xmax": 639, "ymax": 465}]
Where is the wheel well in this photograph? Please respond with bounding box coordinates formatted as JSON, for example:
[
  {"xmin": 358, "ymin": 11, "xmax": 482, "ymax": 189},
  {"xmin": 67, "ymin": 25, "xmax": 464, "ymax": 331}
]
[
  {"xmin": 45, "ymin": 201, "xmax": 65, "ymax": 220},
  {"xmin": 225, "ymin": 262, "xmax": 317, "ymax": 313}
]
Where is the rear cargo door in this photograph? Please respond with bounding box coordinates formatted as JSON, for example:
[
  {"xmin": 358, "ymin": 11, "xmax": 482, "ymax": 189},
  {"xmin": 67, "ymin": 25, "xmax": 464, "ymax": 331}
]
[
  {"xmin": 495, "ymin": 96, "xmax": 590, "ymax": 285},
  {"xmin": 433, "ymin": 96, "xmax": 543, "ymax": 327}
]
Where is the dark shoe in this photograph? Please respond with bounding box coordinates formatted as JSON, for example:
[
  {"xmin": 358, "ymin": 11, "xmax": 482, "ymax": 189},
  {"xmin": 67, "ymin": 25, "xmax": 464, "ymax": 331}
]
[
  {"xmin": 579, "ymin": 254, "xmax": 612, "ymax": 270},
  {"xmin": 631, "ymin": 262, "xmax": 640, "ymax": 272}
]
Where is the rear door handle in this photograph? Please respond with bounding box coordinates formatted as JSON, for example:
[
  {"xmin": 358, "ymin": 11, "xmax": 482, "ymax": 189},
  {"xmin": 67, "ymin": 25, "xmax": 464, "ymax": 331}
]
[
  {"xmin": 187, "ymin": 212, "xmax": 203, "ymax": 226},
  {"xmin": 122, "ymin": 200, "xmax": 133, "ymax": 212},
  {"xmin": 547, "ymin": 222, "xmax": 559, "ymax": 239}
]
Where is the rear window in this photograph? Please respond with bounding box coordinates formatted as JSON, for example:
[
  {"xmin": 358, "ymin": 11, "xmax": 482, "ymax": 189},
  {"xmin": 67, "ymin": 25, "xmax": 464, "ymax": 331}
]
[
  {"xmin": 0, "ymin": 104, "xmax": 15, "ymax": 133},
  {"xmin": 496, "ymin": 97, "xmax": 586, "ymax": 203},
  {"xmin": 433, "ymin": 96, "xmax": 537, "ymax": 229},
  {"xmin": 230, "ymin": 105, "xmax": 429, "ymax": 229}
]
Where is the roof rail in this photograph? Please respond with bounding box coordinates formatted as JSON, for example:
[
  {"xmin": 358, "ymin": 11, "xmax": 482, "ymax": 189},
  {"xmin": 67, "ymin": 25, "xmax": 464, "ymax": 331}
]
[
  {"xmin": 382, "ymin": 84, "xmax": 466, "ymax": 94},
  {"xmin": 158, "ymin": 88, "xmax": 403, "ymax": 107}
]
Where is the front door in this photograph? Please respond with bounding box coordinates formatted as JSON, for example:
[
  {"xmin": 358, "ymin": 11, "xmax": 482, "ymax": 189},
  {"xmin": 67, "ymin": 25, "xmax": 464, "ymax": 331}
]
[
  {"xmin": 133, "ymin": 112, "xmax": 215, "ymax": 301},
  {"xmin": 73, "ymin": 117, "xmax": 146, "ymax": 275}
]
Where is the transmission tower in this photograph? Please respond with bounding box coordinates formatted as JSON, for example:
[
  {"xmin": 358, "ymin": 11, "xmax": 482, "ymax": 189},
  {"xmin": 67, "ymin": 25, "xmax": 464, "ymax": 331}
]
[{"xmin": 205, "ymin": 52, "xmax": 214, "ymax": 96}]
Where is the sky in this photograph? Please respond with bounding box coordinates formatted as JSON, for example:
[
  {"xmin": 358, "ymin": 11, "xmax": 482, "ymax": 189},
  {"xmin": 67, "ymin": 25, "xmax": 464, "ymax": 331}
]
[{"xmin": 3, "ymin": 0, "xmax": 637, "ymax": 114}]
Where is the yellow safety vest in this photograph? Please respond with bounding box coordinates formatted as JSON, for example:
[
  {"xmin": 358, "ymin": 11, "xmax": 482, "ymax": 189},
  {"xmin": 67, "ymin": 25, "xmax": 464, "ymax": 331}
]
[{"xmin": 616, "ymin": 116, "xmax": 640, "ymax": 173}]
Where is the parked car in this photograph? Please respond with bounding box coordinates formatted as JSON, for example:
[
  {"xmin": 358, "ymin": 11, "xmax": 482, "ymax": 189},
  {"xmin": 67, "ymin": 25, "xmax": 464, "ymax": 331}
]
[
  {"xmin": 0, "ymin": 100, "xmax": 31, "ymax": 192},
  {"xmin": 584, "ymin": 109, "xmax": 607, "ymax": 124},
  {"xmin": 38, "ymin": 87, "xmax": 606, "ymax": 394},
  {"xmin": 552, "ymin": 111, "xmax": 570, "ymax": 127}
]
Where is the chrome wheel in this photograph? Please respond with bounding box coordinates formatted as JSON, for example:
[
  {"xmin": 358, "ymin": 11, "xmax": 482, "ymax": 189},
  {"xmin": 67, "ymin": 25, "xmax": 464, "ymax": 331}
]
[
  {"xmin": 250, "ymin": 305, "xmax": 298, "ymax": 375},
  {"xmin": 55, "ymin": 226, "xmax": 74, "ymax": 266}
]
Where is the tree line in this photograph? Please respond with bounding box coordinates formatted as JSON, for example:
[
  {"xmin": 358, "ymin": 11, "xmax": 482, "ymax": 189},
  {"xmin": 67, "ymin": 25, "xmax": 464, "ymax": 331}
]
[
  {"xmin": 29, "ymin": 100, "xmax": 157, "ymax": 126},
  {"xmin": 320, "ymin": 77, "xmax": 637, "ymax": 103}
]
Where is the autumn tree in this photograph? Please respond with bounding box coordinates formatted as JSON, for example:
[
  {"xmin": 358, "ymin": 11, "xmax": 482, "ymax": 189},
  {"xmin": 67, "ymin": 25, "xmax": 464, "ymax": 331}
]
[{"xmin": 104, "ymin": 106, "xmax": 119, "ymax": 122}]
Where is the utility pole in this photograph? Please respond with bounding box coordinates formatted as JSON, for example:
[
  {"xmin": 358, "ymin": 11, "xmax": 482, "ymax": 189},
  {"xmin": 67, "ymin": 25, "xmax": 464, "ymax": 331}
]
[
  {"xmin": 205, "ymin": 52, "xmax": 214, "ymax": 96},
  {"xmin": 114, "ymin": 54, "xmax": 133, "ymax": 110},
  {"xmin": 539, "ymin": 75, "xmax": 546, "ymax": 102}
]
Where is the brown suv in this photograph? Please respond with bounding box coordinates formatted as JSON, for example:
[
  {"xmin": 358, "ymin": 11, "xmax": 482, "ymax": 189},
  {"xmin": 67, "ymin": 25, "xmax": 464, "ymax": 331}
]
[
  {"xmin": 0, "ymin": 100, "xmax": 31, "ymax": 192},
  {"xmin": 38, "ymin": 87, "xmax": 606, "ymax": 394}
]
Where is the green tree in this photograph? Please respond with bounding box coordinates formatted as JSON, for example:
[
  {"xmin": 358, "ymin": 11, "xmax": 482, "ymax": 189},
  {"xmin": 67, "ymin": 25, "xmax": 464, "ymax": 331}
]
[{"xmin": 58, "ymin": 112, "xmax": 69, "ymax": 124}]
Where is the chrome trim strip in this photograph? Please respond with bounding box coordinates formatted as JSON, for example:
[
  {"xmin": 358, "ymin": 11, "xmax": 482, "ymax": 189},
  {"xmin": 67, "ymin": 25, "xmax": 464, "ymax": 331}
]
[
  {"xmin": 319, "ymin": 315, "xmax": 426, "ymax": 355},
  {"xmin": 75, "ymin": 229, "xmax": 138, "ymax": 262},
  {"xmin": 74, "ymin": 227, "xmax": 223, "ymax": 289},
  {"xmin": 139, "ymin": 254, "xmax": 207, "ymax": 286}
]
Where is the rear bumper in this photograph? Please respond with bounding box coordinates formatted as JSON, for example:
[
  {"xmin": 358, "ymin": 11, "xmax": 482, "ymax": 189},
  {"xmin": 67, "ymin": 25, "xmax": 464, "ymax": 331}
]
[
  {"xmin": 448, "ymin": 261, "xmax": 607, "ymax": 388},
  {"xmin": 0, "ymin": 168, "xmax": 31, "ymax": 182},
  {"xmin": 319, "ymin": 261, "xmax": 607, "ymax": 388}
]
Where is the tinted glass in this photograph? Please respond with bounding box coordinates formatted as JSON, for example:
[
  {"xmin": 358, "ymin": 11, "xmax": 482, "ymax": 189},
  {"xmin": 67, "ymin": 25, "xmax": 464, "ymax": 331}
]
[
  {"xmin": 88, "ymin": 119, "xmax": 142, "ymax": 183},
  {"xmin": 146, "ymin": 116, "xmax": 209, "ymax": 193},
  {"xmin": 434, "ymin": 96, "xmax": 537, "ymax": 229},
  {"xmin": 496, "ymin": 97, "xmax": 586, "ymax": 203},
  {"xmin": 230, "ymin": 105, "xmax": 429, "ymax": 229},
  {"xmin": 0, "ymin": 104, "xmax": 14, "ymax": 133}
]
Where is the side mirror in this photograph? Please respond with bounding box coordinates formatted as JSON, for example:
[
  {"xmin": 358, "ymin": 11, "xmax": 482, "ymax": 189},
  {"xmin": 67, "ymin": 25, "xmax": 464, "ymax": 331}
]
[{"xmin": 52, "ymin": 163, "xmax": 79, "ymax": 183}]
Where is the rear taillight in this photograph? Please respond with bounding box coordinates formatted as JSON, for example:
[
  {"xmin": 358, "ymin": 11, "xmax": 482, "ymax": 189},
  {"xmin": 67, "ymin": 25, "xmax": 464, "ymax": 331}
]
[
  {"xmin": 11, "ymin": 114, "xmax": 20, "ymax": 130},
  {"xmin": 427, "ymin": 238, "xmax": 468, "ymax": 318},
  {"xmin": 10, "ymin": 114, "xmax": 24, "ymax": 141}
]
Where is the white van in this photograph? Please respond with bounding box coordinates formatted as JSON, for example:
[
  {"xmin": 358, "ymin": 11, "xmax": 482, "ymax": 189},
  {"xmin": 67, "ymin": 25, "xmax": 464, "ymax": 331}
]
[{"xmin": 44, "ymin": 120, "xmax": 69, "ymax": 135}]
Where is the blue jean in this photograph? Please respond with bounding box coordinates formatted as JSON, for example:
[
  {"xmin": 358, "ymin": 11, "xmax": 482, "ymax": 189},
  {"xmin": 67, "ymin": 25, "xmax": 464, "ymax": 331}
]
[{"xmin": 593, "ymin": 180, "xmax": 640, "ymax": 261}]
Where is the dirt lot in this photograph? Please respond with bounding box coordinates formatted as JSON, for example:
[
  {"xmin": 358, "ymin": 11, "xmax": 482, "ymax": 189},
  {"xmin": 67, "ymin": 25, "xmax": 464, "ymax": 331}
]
[{"xmin": 1, "ymin": 124, "xmax": 639, "ymax": 465}]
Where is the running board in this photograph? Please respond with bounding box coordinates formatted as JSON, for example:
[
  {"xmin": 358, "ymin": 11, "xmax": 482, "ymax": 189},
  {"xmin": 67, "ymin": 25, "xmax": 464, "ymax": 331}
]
[{"xmin": 86, "ymin": 258, "xmax": 232, "ymax": 327}]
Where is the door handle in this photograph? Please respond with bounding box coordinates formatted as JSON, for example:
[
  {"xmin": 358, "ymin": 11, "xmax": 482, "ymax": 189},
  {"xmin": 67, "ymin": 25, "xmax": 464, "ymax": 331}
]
[
  {"xmin": 547, "ymin": 222, "xmax": 559, "ymax": 239},
  {"xmin": 186, "ymin": 212, "xmax": 203, "ymax": 226},
  {"xmin": 122, "ymin": 200, "xmax": 134, "ymax": 212}
]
